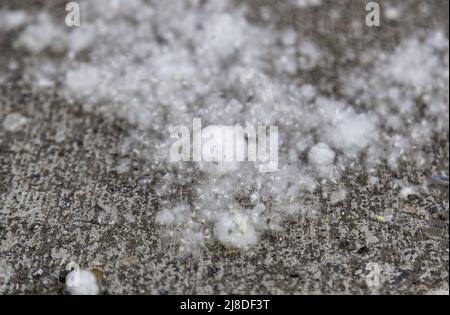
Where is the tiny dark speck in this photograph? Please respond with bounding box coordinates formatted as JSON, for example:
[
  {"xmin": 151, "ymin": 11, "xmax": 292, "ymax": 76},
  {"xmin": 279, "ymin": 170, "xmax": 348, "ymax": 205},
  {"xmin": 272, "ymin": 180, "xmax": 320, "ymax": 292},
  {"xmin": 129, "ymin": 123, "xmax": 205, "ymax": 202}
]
[
  {"xmin": 21, "ymin": 92, "xmax": 33, "ymax": 101},
  {"xmin": 357, "ymin": 246, "xmax": 370, "ymax": 255},
  {"xmin": 59, "ymin": 270, "xmax": 69, "ymax": 283},
  {"xmin": 159, "ymin": 288, "xmax": 169, "ymax": 295},
  {"xmin": 208, "ymin": 266, "xmax": 220, "ymax": 275}
]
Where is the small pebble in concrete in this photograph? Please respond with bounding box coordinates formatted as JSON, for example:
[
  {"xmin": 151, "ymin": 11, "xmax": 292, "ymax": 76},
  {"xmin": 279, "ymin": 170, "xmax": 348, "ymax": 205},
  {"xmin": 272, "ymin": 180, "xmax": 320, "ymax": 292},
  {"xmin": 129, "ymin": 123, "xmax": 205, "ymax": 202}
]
[
  {"xmin": 375, "ymin": 213, "xmax": 393, "ymax": 223},
  {"xmin": 422, "ymin": 227, "xmax": 442, "ymax": 240},
  {"xmin": 403, "ymin": 206, "xmax": 417, "ymax": 214}
]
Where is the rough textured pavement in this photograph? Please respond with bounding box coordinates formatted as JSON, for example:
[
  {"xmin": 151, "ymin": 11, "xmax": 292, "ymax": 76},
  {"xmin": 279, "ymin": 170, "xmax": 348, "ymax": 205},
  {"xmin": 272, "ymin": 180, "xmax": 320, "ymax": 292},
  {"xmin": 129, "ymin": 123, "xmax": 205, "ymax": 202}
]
[{"xmin": 0, "ymin": 0, "xmax": 449, "ymax": 294}]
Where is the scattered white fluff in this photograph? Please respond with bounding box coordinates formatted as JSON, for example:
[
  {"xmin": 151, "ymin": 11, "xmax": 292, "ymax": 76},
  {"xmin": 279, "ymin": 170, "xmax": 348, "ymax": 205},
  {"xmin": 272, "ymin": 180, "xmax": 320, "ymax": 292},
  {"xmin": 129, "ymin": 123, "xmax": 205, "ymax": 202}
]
[
  {"xmin": 196, "ymin": 125, "xmax": 246, "ymax": 175},
  {"xmin": 298, "ymin": 40, "xmax": 322, "ymax": 70},
  {"xmin": 426, "ymin": 31, "xmax": 449, "ymax": 51},
  {"xmin": 387, "ymin": 40, "xmax": 440, "ymax": 89},
  {"xmin": 297, "ymin": 173, "xmax": 317, "ymax": 193},
  {"xmin": 15, "ymin": 12, "xmax": 64, "ymax": 54},
  {"xmin": 325, "ymin": 109, "xmax": 379, "ymax": 158},
  {"xmin": 65, "ymin": 269, "xmax": 100, "ymax": 295},
  {"xmin": 200, "ymin": 13, "xmax": 245, "ymax": 58},
  {"xmin": 3, "ymin": 112, "xmax": 28, "ymax": 132},
  {"xmin": 5, "ymin": 0, "xmax": 448, "ymax": 251},
  {"xmin": 156, "ymin": 203, "xmax": 190, "ymax": 226},
  {"xmin": 341, "ymin": 32, "xmax": 448, "ymax": 170},
  {"xmin": 329, "ymin": 189, "xmax": 347, "ymax": 205}
]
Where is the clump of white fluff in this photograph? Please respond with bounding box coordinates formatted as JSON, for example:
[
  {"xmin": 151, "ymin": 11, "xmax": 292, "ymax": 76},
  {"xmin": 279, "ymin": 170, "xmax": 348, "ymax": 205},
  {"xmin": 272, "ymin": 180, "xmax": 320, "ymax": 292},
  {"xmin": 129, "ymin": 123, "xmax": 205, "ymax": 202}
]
[
  {"xmin": 308, "ymin": 143, "xmax": 336, "ymax": 178},
  {"xmin": 65, "ymin": 269, "xmax": 100, "ymax": 295},
  {"xmin": 214, "ymin": 211, "xmax": 260, "ymax": 249},
  {"xmin": 328, "ymin": 113, "xmax": 378, "ymax": 158},
  {"xmin": 3, "ymin": 112, "xmax": 28, "ymax": 132},
  {"xmin": 329, "ymin": 189, "xmax": 347, "ymax": 205},
  {"xmin": 399, "ymin": 187, "xmax": 419, "ymax": 201},
  {"xmin": 293, "ymin": 0, "xmax": 323, "ymax": 8},
  {"xmin": 156, "ymin": 203, "xmax": 190, "ymax": 225}
]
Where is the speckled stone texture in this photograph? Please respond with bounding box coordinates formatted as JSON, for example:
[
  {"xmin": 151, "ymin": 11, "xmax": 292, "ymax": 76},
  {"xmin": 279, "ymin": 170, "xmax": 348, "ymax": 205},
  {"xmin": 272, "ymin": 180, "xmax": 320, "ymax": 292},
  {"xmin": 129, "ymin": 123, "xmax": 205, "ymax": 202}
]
[{"xmin": 0, "ymin": 0, "xmax": 448, "ymax": 294}]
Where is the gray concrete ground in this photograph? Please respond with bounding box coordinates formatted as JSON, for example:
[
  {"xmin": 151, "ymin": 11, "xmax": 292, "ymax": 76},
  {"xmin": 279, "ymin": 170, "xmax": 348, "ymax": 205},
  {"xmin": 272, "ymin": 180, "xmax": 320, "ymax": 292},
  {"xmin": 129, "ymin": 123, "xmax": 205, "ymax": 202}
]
[{"xmin": 0, "ymin": 0, "xmax": 448, "ymax": 294}]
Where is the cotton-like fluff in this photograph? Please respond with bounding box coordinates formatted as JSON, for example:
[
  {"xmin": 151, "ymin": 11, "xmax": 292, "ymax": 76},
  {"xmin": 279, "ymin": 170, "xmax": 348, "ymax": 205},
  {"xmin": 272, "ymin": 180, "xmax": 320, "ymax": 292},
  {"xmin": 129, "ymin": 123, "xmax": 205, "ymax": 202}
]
[
  {"xmin": 0, "ymin": 10, "xmax": 27, "ymax": 31},
  {"xmin": 15, "ymin": 12, "xmax": 64, "ymax": 54},
  {"xmin": 214, "ymin": 210, "xmax": 260, "ymax": 249},
  {"xmin": 65, "ymin": 269, "xmax": 100, "ymax": 295},
  {"xmin": 308, "ymin": 143, "xmax": 336, "ymax": 178}
]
